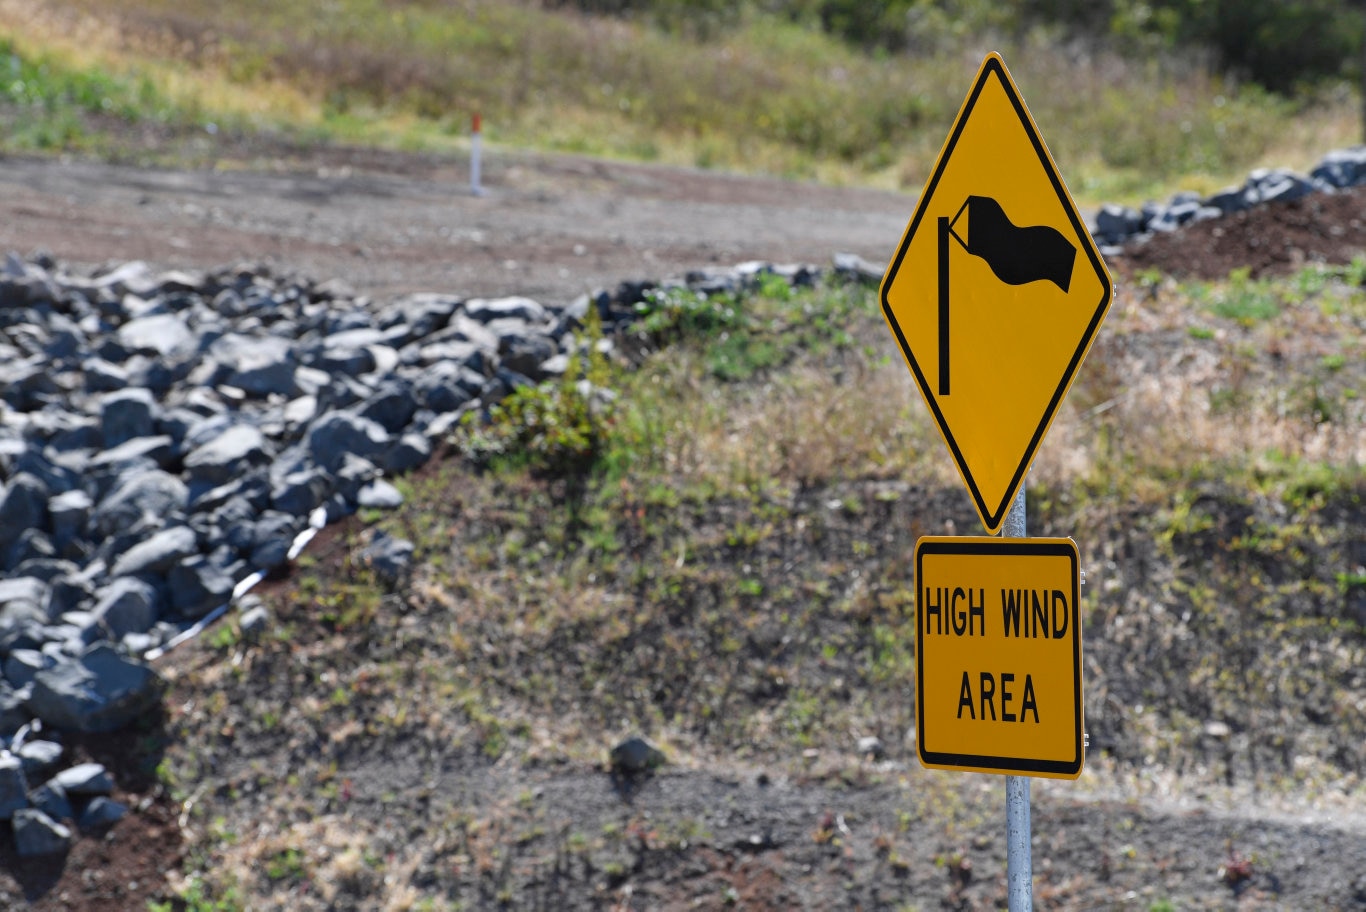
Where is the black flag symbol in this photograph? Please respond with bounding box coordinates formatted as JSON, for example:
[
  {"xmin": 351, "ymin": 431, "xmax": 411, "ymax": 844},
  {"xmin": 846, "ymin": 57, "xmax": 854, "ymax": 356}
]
[
  {"xmin": 949, "ymin": 195, "xmax": 1076, "ymax": 292},
  {"xmin": 937, "ymin": 196, "xmax": 1077, "ymax": 395}
]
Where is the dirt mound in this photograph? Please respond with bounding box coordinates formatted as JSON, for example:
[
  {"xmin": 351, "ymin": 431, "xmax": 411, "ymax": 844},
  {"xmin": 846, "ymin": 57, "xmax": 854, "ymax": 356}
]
[{"xmin": 1121, "ymin": 184, "xmax": 1366, "ymax": 280}]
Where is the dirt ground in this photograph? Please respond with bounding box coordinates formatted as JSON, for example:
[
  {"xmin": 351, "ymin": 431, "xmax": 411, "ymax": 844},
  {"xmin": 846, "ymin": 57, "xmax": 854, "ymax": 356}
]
[
  {"xmin": 1122, "ymin": 185, "xmax": 1366, "ymax": 281},
  {"xmin": 0, "ymin": 144, "xmax": 912, "ymax": 303},
  {"xmin": 1, "ymin": 147, "xmax": 1365, "ymax": 911}
]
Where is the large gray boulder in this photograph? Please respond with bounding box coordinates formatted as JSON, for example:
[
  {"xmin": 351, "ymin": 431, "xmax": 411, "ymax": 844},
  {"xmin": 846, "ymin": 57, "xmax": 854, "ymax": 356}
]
[
  {"xmin": 117, "ymin": 312, "xmax": 195, "ymax": 359},
  {"xmin": 355, "ymin": 379, "xmax": 419, "ymax": 434},
  {"xmin": 108, "ymin": 524, "xmax": 199, "ymax": 578},
  {"xmin": 208, "ymin": 333, "xmax": 297, "ymax": 398},
  {"xmin": 307, "ymin": 412, "xmax": 391, "ymax": 473},
  {"xmin": 88, "ymin": 577, "xmax": 161, "ymax": 639},
  {"xmin": 0, "ymin": 577, "xmax": 51, "ymax": 629},
  {"xmin": 0, "ymin": 473, "xmax": 51, "ymax": 549},
  {"xmin": 4, "ymin": 649, "xmax": 54, "ymax": 689},
  {"xmin": 1311, "ymin": 146, "xmax": 1366, "ymax": 188},
  {"xmin": 184, "ymin": 425, "xmax": 272, "ymax": 486},
  {"xmin": 166, "ymin": 555, "xmax": 236, "ymax": 619},
  {"xmin": 53, "ymin": 762, "xmax": 114, "ymax": 796},
  {"xmin": 91, "ymin": 470, "xmax": 189, "ymax": 539},
  {"xmin": 99, "ymin": 388, "xmax": 158, "ymax": 448},
  {"xmin": 1242, "ymin": 167, "xmax": 1317, "ymax": 206},
  {"xmin": 26, "ymin": 644, "xmax": 163, "ymax": 733}
]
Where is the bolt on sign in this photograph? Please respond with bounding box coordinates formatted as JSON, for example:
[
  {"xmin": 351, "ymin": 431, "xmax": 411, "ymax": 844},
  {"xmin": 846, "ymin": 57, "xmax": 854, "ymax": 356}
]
[
  {"xmin": 880, "ymin": 52, "xmax": 1113, "ymax": 534},
  {"xmin": 915, "ymin": 537, "xmax": 1084, "ymax": 779}
]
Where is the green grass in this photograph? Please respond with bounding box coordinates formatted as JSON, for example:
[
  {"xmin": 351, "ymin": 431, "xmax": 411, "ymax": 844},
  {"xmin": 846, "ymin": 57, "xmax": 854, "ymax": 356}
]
[
  {"xmin": 1, "ymin": 0, "xmax": 1354, "ymax": 194},
  {"xmin": 1196, "ymin": 267, "xmax": 1284, "ymax": 324}
]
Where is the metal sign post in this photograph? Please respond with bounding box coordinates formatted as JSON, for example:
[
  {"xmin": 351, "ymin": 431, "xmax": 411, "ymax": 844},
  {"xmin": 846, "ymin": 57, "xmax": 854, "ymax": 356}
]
[{"xmin": 1002, "ymin": 487, "xmax": 1031, "ymax": 912}]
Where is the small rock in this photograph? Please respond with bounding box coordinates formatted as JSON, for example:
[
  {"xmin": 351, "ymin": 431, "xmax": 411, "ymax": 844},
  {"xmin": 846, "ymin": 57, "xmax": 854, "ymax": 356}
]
[
  {"xmin": 54, "ymin": 762, "xmax": 114, "ymax": 797},
  {"xmin": 832, "ymin": 252, "xmax": 884, "ymax": 284},
  {"xmin": 856, "ymin": 735, "xmax": 885, "ymax": 760},
  {"xmin": 0, "ymin": 474, "xmax": 50, "ymax": 550},
  {"xmin": 108, "ymin": 525, "xmax": 199, "ymax": 578},
  {"xmin": 207, "ymin": 333, "xmax": 297, "ymax": 398},
  {"xmin": 355, "ymin": 379, "xmax": 419, "ymax": 433},
  {"xmin": 358, "ymin": 531, "xmax": 413, "ymax": 584},
  {"xmin": 166, "ymin": 556, "xmax": 236, "ymax": 619},
  {"xmin": 1204, "ymin": 720, "xmax": 1232, "ymax": 739},
  {"xmin": 16, "ymin": 739, "xmax": 63, "ymax": 779},
  {"xmin": 89, "ymin": 577, "xmax": 161, "ymax": 640},
  {"xmin": 78, "ymin": 795, "xmax": 127, "ymax": 831},
  {"xmin": 307, "ymin": 412, "xmax": 392, "ymax": 473},
  {"xmin": 117, "ymin": 312, "xmax": 194, "ymax": 359},
  {"xmin": 0, "ymin": 754, "xmax": 28, "ymax": 819},
  {"xmin": 464, "ymin": 295, "xmax": 547, "ymax": 324},
  {"xmin": 12, "ymin": 808, "xmax": 72, "ymax": 856},
  {"xmin": 27, "ymin": 781, "xmax": 72, "ymax": 823},
  {"xmin": 357, "ymin": 479, "xmax": 404, "ymax": 510},
  {"xmin": 610, "ymin": 736, "xmax": 664, "ymax": 775},
  {"xmin": 99, "ymin": 388, "xmax": 158, "ymax": 448},
  {"xmin": 238, "ymin": 601, "xmax": 271, "ymax": 641},
  {"xmin": 90, "ymin": 470, "xmax": 189, "ymax": 539},
  {"xmin": 0, "ymin": 576, "xmax": 51, "ymax": 620},
  {"xmin": 184, "ymin": 425, "xmax": 272, "ymax": 486},
  {"xmin": 4, "ymin": 649, "xmax": 54, "ymax": 689},
  {"xmin": 381, "ymin": 432, "xmax": 431, "ymax": 475}
]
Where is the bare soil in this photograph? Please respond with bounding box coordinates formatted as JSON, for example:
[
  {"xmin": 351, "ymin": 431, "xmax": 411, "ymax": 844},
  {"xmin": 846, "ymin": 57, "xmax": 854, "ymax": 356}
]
[
  {"xmin": 0, "ymin": 144, "xmax": 911, "ymax": 303},
  {"xmin": 1121, "ymin": 185, "xmax": 1366, "ymax": 281},
  {"xmin": 1, "ymin": 146, "xmax": 1364, "ymax": 911}
]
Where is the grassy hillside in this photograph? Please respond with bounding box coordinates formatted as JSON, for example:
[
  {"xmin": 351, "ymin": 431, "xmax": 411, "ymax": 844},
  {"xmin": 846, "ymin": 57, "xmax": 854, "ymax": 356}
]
[
  {"xmin": 151, "ymin": 258, "xmax": 1366, "ymax": 909},
  {"xmin": 0, "ymin": 0, "xmax": 1360, "ymax": 202}
]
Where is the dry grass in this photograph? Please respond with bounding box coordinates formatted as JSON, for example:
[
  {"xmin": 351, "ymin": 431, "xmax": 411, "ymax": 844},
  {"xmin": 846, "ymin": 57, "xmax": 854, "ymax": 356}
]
[
  {"xmin": 149, "ymin": 271, "xmax": 1366, "ymax": 910},
  {"xmin": 0, "ymin": 0, "xmax": 1355, "ymax": 194},
  {"xmin": 1037, "ymin": 272, "xmax": 1366, "ymax": 495},
  {"xmin": 625, "ymin": 272, "xmax": 1363, "ymax": 516}
]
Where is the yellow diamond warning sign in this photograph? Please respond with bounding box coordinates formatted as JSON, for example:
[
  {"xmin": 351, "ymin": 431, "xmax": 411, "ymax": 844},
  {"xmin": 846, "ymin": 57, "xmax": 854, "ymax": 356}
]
[
  {"xmin": 881, "ymin": 53, "xmax": 1112, "ymax": 534},
  {"xmin": 915, "ymin": 536, "xmax": 1084, "ymax": 779}
]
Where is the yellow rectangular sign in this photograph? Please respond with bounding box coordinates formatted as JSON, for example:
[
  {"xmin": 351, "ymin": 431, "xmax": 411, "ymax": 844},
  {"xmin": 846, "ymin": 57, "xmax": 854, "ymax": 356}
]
[{"xmin": 915, "ymin": 536, "xmax": 1083, "ymax": 778}]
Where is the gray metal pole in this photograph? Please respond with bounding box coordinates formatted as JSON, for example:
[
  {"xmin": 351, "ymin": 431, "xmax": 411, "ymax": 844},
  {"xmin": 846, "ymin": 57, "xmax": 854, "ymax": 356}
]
[{"xmin": 1001, "ymin": 486, "xmax": 1032, "ymax": 912}]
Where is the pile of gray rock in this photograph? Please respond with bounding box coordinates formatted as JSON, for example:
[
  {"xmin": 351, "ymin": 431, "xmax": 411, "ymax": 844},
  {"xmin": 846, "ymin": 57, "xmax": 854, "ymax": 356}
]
[
  {"xmin": 2, "ymin": 753, "xmax": 123, "ymax": 856},
  {"xmin": 0, "ymin": 250, "xmax": 839, "ymax": 850},
  {"xmin": 1093, "ymin": 145, "xmax": 1366, "ymax": 250}
]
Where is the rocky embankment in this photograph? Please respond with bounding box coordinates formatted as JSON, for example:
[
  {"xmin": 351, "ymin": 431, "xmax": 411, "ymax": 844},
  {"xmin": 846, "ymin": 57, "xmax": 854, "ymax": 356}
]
[
  {"xmin": 0, "ymin": 250, "xmax": 868, "ymax": 856},
  {"xmin": 1093, "ymin": 145, "xmax": 1366, "ymax": 248}
]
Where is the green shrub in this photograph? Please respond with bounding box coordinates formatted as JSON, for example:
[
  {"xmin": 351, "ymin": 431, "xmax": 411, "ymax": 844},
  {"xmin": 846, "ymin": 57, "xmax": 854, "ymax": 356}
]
[{"xmin": 457, "ymin": 311, "xmax": 617, "ymax": 478}]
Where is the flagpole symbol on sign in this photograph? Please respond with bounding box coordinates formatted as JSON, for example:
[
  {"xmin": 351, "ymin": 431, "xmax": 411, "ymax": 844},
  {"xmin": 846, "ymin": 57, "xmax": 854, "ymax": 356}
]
[
  {"xmin": 936, "ymin": 195, "xmax": 1078, "ymax": 395},
  {"xmin": 880, "ymin": 53, "xmax": 1112, "ymax": 534}
]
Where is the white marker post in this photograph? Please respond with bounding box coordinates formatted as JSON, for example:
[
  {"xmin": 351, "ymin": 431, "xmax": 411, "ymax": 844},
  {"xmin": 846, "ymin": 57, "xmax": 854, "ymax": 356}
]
[
  {"xmin": 470, "ymin": 111, "xmax": 484, "ymax": 197},
  {"xmin": 1001, "ymin": 485, "xmax": 1032, "ymax": 912}
]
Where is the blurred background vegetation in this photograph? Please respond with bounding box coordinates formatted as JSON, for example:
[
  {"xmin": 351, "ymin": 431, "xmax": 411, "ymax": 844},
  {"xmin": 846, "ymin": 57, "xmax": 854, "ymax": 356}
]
[{"xmin": 1, "ymin": 0, "xmax": 1364, "ymax": 202}]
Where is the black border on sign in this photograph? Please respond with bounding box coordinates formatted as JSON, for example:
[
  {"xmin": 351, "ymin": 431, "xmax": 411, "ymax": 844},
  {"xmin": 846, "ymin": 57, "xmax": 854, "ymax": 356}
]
[
  {"xmin": 880, "ymin": 55, "xmax": 1112, "ymax": 534},
  {"xmin": 913, "ymin": 537, "xmax": 1083, "ymax": 777}
]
